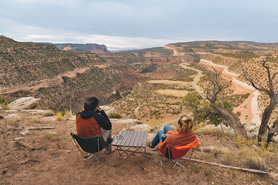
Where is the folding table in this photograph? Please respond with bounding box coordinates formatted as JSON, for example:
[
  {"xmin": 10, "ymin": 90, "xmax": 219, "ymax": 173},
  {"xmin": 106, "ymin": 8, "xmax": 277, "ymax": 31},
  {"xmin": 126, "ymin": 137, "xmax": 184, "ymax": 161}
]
[{"xmin": 112, "ymin": 130, "xmax": 148, "ymax": 169}]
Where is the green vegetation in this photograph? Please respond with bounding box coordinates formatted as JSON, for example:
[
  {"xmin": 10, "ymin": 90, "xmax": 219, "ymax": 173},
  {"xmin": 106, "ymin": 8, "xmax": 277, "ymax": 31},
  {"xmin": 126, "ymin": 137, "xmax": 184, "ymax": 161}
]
[
  {"xmin": 180, "ymin": 92, "xmax": 233, "ymax": 126},
  {"xmin": 0, "ymin": 96, "xmax": 9, "ymax": 110},
  {"xmin": 215, "ymin": 53, "xmax": 259, "ymax": 59},
  {"xmin": 54, "ymin": 112, "xmax": 64, "ymax": 121},
  {"xmin": 108, "ymin": 112, "xmax": 122, "ymax": 118}
]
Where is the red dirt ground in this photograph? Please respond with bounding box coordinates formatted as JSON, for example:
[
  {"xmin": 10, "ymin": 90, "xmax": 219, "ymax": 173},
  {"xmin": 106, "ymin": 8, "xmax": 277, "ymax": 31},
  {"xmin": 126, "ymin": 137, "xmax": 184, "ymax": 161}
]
[{"xmin": 0, "ymin": 111, "xmax": 277, "ymax": 185}]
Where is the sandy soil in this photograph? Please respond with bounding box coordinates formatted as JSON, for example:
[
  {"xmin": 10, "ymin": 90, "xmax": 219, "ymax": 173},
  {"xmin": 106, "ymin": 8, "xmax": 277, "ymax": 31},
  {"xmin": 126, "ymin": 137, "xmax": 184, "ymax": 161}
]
[{"xmin": 1, "ymin": 110, "xmax": 277, "ymax": 185}]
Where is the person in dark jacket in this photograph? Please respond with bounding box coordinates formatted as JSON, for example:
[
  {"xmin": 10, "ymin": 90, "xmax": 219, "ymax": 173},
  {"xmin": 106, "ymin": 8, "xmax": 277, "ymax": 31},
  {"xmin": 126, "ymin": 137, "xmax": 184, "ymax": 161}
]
[{"xmin": 76, "ymin": 97, "xmax": 113, "ymax": 154}]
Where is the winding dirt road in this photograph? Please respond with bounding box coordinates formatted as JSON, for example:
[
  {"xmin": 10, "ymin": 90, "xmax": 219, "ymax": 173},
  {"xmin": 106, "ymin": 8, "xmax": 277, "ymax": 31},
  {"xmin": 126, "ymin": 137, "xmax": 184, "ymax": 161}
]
[
  {"xmin": 199, "ymin": 59, "xmax": 261, "ymax": 125},
  {"xmin": 179, "ymin": 63, "xmax": 204, "ymax": 98}
]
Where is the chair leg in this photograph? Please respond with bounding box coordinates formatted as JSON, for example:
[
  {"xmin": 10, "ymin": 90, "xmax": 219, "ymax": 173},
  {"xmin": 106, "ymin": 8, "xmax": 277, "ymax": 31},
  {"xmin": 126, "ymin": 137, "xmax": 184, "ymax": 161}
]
[
  {"xmin": 172, "ymin": 149, "xmax": 194, "ymax": 169},
  {"xmin": 172, "ymin": 159, "xmax": 186, "ymax": 169},
  {"xmin": 71, "ymin": 137, "xmax": 101, "ymax": 162},
  {"xmin": 86, "ymin": 154, "xmax": 99, "ymax": 162}
]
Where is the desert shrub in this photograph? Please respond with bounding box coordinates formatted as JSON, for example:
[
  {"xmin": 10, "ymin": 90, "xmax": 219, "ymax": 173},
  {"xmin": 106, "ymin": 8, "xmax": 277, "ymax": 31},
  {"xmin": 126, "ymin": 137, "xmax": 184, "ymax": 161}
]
[
  {"xmin": 0, "ymin": 96, "xmax": 6, "ymax": 104},
  {"xmin": 180, "ymin": 92, "xmax": 232, "ymax": 127},
  {"xmin": 245, "ymin": 153, "xmax": 267, "ymax": 170},
  {"xmin": 108, "ymin": 112, "xmax": 121, "ymax": 118},
  {"xmin": 221, "ymin": 151, "xmax": 236, "ymax": 165},
  {"xmin": 64, "ymin": 109, "xmax": 72, "ymax": 117},
  {"xmin": 0, "ymin": 102, "xmax": 9, "ymax": 110},
  {"xmin": 204, "ymin": 169, "xmax": 213, "ymax": 180},
  {"xmin": 0, "ymin": 96, "xmax": 9, "ymax": 110},
  {"xmin": 54, "ymin": 112, "xmax": 64, "ymax": 121}
]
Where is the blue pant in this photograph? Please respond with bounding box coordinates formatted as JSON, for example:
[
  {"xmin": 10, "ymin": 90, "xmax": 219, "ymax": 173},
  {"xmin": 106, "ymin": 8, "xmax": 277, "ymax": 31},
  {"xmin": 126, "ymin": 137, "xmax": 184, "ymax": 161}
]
[{"xmin": 151, "ymin": 125, "xmax": 173, "ymax": 147}]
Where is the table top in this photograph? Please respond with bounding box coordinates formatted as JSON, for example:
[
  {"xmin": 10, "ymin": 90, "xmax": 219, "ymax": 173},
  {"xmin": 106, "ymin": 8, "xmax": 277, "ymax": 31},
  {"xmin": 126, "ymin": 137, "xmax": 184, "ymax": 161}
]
[{"xmin": 112, "ymin": 130, "xmax": 148, "ymax": 148}]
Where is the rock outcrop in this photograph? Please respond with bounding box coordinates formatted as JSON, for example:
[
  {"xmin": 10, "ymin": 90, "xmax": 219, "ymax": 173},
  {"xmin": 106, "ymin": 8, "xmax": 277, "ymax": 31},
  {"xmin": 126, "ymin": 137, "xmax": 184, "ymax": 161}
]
[
  {"xmin": 0, "ymin": 36, "xmax": 146, "ymax": 113},
  {"xmin": 53, "ymin": 43, "xmax": 110, "ymax": 54},
  {"xmin": 9, "ymin": 97, "xmax": 41, "ymax": 110}
]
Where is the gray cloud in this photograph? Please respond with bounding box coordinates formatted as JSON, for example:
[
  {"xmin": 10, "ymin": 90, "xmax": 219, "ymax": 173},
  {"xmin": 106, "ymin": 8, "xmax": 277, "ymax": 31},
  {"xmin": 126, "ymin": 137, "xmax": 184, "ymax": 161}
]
[{"xmin": 1, "ymin": 0, "xmax": 278, "ymax": 50}]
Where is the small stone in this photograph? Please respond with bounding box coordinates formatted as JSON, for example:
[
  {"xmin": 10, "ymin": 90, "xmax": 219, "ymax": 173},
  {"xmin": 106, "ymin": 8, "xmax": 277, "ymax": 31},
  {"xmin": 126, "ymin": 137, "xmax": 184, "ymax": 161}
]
[
  {"xmin": 201, "ymin": 146, "xmax": 217, "ymax": 153},
  {"xmin": 19, "ymin": 129, "xmax": 30, "ymax": 136},
  {"xmin": 272, "ymin": 135, "xmax": 278, "ymax": 143},
  {"xmin": 270, "ymin": 172, "xmax": 278, "ymax": 181},
  {"xmin": 2, "ymin": 170, "xmax": 7, "ymax": 175},
  {"xmin": 63, "ymin": 150, "xmax": 71, "ymax": 154}
]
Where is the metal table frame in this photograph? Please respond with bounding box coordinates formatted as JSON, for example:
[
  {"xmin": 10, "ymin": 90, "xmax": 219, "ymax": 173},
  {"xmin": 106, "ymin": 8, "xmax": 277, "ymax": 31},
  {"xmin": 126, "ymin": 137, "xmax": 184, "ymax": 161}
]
[{"xmin": 112, "ymin": 130, "xmax": 148, "ymax": 169}]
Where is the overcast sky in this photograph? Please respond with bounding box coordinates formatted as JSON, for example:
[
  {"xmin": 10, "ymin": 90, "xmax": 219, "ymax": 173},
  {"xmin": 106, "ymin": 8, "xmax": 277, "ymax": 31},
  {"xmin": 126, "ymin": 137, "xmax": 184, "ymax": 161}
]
[{"xmin": 1, "ymin": 0, "xmax": 278, "ymax": 50}]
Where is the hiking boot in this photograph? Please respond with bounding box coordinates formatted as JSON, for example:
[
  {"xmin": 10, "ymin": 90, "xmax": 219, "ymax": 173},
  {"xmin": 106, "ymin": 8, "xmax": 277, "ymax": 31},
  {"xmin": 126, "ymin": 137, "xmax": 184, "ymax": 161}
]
[{"xmin": 147, "ymin": 142, "xmax": 155, "ymax": 150}]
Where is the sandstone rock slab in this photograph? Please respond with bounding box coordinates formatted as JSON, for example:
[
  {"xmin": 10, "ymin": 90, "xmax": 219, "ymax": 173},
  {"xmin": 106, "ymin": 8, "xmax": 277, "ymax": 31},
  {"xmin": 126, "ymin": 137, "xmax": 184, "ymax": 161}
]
[
  {"xmin": 22, "ymin": 109, "xmax": 54, "ymax": 116},
  {"xmin": 100, "ymin": 106, "xmax": 114, "ymax": 114},
  {"xmin": 201, "ymin": 124, "xmax": 235, "ymax": 134},
  {"xmin": 111, "ymin": 118, "xmax": 143, "ymax": 125},
  {"xmin": 19, "ymin": 129, "xmax": 30, "ymax": 136},
  {"xmin": 5, "ymin": 114, "xmax": 20, "ymax": 119},
  {"xmin": 243, "ymin": 123, "xmax": 259, "ymax": 132},
  {"xmin": 272, "ymin": 135, "xmax": 278, "ymax": 143},
  {"xmin": 130, "ymin": 124, "xmax": 151, "ymax": 132},
  {"xmin": 9, "ymin": 97, "xmax": 41, "ymax": 110}
]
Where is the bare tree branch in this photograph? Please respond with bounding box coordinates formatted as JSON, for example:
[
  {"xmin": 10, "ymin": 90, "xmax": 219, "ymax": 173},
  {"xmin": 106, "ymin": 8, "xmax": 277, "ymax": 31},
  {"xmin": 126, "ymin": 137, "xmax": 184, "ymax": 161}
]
[
  {"xmin": 204, "ymin": 70, "xmax": 248, "ymax": 138},
  {"xmin": 240, "ymin": 62, "xmax": 271, "ymax": 96},
  {"xmin": 269, "ymin": 117, "xmax": 278, "ymax": 134},
  {"xmin": 272, "ymin": 72, "xmax": 278, "ymax": 81},
  {"xmin": 262, "ymin": 59, "xmax": 274, "ymax": 92}
]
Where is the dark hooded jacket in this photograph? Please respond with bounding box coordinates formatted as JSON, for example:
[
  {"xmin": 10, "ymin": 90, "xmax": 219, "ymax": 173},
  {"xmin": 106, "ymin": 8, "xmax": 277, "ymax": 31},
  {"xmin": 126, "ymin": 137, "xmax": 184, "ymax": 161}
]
[{"xmin": 76, "ymin": 110, "xmax": 111, "ymax": 138}]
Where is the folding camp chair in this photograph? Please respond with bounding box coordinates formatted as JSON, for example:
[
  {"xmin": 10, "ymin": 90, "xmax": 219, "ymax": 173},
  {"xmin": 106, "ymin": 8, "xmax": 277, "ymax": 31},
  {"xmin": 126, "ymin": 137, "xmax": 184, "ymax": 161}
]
[
  {"xmin": 157, "ymin": 137, "xmax": 199, "ymax": 169},
  {"xmin": 70, "ymin": 132, "xmax": 113, "ymax": 162}
]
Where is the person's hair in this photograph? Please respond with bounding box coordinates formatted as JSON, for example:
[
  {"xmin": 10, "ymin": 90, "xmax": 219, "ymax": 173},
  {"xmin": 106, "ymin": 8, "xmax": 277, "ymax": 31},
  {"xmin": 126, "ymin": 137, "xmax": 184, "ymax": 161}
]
[
  {"xmin": 178, "ymin": 115, "xmax": 193, "ymax": 132},
  {"xmin": 84, "ymin": 97, "xmax": 99, "ymax": 111}
]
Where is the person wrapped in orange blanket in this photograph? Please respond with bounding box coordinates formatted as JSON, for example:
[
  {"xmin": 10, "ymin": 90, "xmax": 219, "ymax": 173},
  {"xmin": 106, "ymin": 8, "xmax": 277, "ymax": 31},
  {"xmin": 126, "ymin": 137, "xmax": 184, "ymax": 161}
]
[{"xmin": 147, "ymin": 115, "xmax": 196, "ymax": 151}]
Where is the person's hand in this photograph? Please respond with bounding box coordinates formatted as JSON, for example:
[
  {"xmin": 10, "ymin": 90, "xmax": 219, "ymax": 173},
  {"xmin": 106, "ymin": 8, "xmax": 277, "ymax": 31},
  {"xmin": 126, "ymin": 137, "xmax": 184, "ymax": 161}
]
[{"xmin": 96, "ymin": 106, "xmax": 102, "ymax": 112}]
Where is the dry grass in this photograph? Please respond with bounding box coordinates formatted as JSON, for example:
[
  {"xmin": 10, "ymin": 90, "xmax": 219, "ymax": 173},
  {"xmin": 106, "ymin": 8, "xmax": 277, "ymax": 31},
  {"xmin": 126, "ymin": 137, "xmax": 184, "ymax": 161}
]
[
  {"xmin": 245, "ymin": 151, "xmax": 267, "ymax": 170},
  {"xmin": 54, "ymin": 112, "xmax": 64, "ymax": 121},
  {"xmin": 1, "ymin": 103, "xmax": 10, "ymax": 110},
  {"xmin": 155, "ymin": 89, "xmax": 189, "ymax": 97},
  {"xmin": 220, "ymin": 151, "xmax": 237, "ymax": 166},
  {"xmin": 147, "ymin": 80, "xmax": 192, "ymax": 87},
  {"xmin": 64, "ymin": 109, "xmax": 73, "ymax": 117}
]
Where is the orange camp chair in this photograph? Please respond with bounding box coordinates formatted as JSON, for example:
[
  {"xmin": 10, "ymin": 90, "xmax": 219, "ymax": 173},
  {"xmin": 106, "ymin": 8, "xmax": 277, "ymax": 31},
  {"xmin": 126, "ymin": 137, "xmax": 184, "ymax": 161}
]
[{"xmin": 157, "ymin": 131, "xmax": 199, "ymax": 169}]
